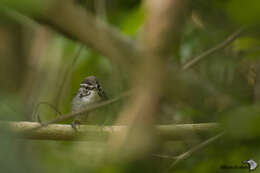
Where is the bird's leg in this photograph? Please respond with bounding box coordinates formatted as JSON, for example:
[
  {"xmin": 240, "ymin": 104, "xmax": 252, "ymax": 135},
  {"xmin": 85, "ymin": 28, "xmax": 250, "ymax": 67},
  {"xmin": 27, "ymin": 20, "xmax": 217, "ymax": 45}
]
[{"xmin": 71, "ymin": 119, "xmax": 80, "ymax": 131}]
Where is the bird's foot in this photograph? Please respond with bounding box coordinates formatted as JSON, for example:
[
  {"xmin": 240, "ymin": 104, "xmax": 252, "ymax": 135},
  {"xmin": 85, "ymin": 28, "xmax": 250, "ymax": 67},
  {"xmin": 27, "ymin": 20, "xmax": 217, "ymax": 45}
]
[{"xmin": 71, "ymin": 120, "xmax": 80, "ymax": 132}]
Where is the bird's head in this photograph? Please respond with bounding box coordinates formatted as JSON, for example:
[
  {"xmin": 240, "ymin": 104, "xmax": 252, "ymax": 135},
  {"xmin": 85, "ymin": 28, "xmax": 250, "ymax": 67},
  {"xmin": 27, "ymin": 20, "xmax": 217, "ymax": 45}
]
[{"xmin": 79, "ymin": 76, "xmax": 107, "ymax": 99}]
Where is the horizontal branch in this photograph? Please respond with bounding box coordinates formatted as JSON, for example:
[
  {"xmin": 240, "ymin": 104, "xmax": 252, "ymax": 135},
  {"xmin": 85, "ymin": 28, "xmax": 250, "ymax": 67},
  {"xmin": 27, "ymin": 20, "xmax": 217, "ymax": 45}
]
[{"xmin": 0, "ymin": 121, "xmax": 221, "ymax": 141}]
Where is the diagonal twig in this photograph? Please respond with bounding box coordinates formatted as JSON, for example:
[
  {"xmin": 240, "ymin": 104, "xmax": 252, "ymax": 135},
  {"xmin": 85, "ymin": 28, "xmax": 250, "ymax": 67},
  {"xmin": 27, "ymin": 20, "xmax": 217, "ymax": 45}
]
[
  {"xmin": 182, "ymin": 27, "xmax": 245, "ymax": 70},
  {"xmin": 164, "ymin": 132, "xmax": 225, "ymax": 173},
  {"xmin": 44, "ymin": 1, "xmax": 140, "ymax": 64},
  {"xmin": 41, "ymin": 91, "xmax": 131, "ymax": 126},
  {"xmin": 152, "ymin": 154, "xmax": 178, "ymax": 160}
]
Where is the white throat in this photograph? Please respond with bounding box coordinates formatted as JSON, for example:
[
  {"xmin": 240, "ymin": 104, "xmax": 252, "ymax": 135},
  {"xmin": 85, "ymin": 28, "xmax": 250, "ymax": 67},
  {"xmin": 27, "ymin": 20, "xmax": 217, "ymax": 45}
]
[
  {"xmin": 71, "ymin": 89, "xmax": 101, "ymax": 113},
  {"xmin": 81, "ymin": 90, "xmax": 100, "ymax": 104}
]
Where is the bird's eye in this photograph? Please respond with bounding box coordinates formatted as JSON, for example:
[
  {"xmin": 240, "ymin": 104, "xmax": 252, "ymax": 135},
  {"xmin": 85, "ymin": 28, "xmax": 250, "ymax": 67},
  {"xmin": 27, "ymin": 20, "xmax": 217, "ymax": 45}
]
[{"xmin": 79, "ymin": 90, "xmax": 90, "ymax": 98}]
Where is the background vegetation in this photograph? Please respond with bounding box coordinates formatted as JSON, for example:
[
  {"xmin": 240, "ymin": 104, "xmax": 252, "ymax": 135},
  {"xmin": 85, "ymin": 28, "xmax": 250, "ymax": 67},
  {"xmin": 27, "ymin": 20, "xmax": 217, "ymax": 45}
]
[{"xmin": 0, "ymin": 0, "xmax": 260, "ymax": 173}]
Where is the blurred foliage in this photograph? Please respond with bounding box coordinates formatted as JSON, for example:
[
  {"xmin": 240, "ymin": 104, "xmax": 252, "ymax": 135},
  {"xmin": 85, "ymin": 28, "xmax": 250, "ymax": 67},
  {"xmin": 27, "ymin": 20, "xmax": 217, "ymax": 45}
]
[
  {"xmin": 0, "ymin": 0, "xmax": 260, "ymax": 173},
  {"xmin": 225, "ymin": 0, "xmax": 260, "ymax": 25}
]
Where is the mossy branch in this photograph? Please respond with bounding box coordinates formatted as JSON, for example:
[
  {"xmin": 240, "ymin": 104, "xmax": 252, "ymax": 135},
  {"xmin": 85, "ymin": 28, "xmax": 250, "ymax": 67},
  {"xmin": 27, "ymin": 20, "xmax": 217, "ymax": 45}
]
[{"xmin": 0, "ymin": 121, "xmax": 221, "ymax": 141}]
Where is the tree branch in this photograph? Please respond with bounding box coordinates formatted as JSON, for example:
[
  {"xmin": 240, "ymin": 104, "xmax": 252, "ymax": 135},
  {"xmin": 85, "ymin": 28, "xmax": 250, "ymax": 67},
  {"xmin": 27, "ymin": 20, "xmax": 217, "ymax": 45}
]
[
  {"xmin": 0, "ymin": 121, "xmax": 221, "ymax": 141},
  {"xmin": 43, "ymin": 0, "xmax": 140, "ymax": 64},
  {"xmin": 108, "ymin": 0, "xmax": 191, "ymax": 159},
  {"xmin": 3, "ymin": 4, "xmax": 140, "ymax": 65},
  {"xmin": 182, "ymin": 27, "xmax": 245, "ymax": 70},
  {"xmin": 164, "ymin": 132, "xmax": 225, "ymax": 172}
]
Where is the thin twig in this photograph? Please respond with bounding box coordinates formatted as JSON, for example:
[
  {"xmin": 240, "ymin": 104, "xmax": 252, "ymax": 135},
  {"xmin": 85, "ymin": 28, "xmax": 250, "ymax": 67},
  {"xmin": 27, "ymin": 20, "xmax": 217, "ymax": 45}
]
[
  {"xmin": 182, "ymin": 27, "xmax": 245, "ymax": 70},
  {"xmin": 56, "ymin": 44, "xmax": 84, "ymax": 109},
  {"xmin": 32, "ymin": 102, "xmax": 62, "ymax": 123},
  {"xmin": 164, "ymin": 132, "xmax": 225, "ymax": 173},
  {"xmin": 41, "ymin": 91, "xmax": 131, "ymax": 126},
  {"xmin": 152, "ymin": 154, "xmax": 178, "ymax": 160}
]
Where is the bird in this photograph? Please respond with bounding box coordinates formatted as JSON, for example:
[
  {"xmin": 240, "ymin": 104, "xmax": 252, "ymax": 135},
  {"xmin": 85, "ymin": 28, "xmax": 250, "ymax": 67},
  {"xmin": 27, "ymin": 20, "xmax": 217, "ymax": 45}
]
[
  {"xmin": 243, "ymin": 159, "xmax": 258, "ymax": 171},
  {"xmin": 70, "ymin": 76, "xmax": 106, "ymax": 130}
]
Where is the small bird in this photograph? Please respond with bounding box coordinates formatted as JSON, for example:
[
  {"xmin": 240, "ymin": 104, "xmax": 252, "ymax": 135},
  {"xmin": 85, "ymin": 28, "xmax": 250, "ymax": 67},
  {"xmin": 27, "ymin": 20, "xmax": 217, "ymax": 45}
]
[{"xmin": 71, "ymin": 76, "xmax": 106, "ymax": 129}]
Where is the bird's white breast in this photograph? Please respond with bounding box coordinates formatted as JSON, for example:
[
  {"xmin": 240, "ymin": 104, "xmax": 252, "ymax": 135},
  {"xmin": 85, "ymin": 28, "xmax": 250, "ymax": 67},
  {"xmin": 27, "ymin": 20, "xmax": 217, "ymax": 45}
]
[
  {"xmin": 71, "ymin": 90, "xmax": 101, "ymax": 113},
  {"xmin": 81, "ymin": 90, "xmax": 100, "ymax": 104}
]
